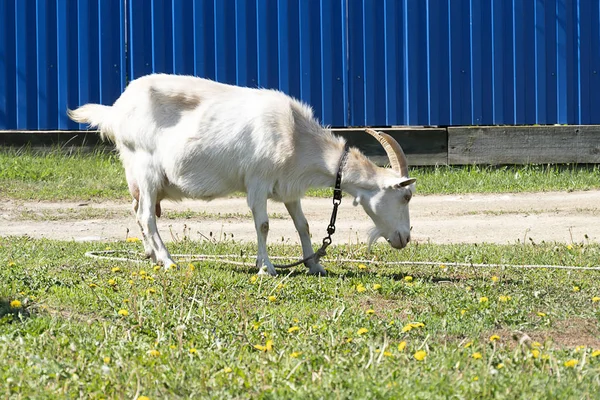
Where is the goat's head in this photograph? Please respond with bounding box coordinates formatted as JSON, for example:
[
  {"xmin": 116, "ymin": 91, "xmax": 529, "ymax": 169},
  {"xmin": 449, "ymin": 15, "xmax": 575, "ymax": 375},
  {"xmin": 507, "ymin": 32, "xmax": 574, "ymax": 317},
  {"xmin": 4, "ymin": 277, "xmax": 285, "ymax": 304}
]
[{"xmin": 353, "ymin": 129, "xmax": 416, "ymax": 250}]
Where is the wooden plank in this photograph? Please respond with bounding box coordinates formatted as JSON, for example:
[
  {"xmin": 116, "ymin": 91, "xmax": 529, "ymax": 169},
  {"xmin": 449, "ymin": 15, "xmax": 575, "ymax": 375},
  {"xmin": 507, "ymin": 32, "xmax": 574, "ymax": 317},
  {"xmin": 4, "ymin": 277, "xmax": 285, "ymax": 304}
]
[
  {"xmin": 332, "ymin": 127, "xmax": 448, "ymax": 166},
  {"xmin": 448, "ymin": 126, "xmax": 600, "ymax": 164},
  {"xmin": 0, "ymin": 130, "xmax": 106, "ymax": 150}
]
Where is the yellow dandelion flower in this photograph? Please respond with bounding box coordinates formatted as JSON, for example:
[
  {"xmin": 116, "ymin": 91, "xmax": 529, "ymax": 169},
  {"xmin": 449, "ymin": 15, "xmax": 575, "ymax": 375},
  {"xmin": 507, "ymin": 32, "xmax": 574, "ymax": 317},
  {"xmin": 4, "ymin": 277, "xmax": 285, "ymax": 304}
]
[
  {"xmin": 573, "ymin": 286, "xmax": 580, "ymax": 292},
  {"xmin": 169, "ymin": 345, "xmax": 176, "ymax": 350},
  {"xmin": 366, "ymin": 309, "xmax": 375, "ymax": 315},
  {"xmin": 108, "ymin": 279, "xmax": 117, "ymax": 286},
  {"xmin": 188, "ymin": 263, "xmax": 195, "ymax": 271},
  {"xmin": 531, "ymin": 349, "xmax": 540, "ymax": 358},
  {"xmin": 169, "ymin": 263, "xmax": 177, "ymax": 270},
  {"xmin": 105, "ymin": 247, "xmax": 112, "ymax": 251},
  {"xmin": 268, "ymin": 295, "xmax": 277, "ymax": 302},
  {"xmin": 153, "ymin": 265, "xmax": 161, "ymax": 272},
  {"xmin": 566, "ymin": 244, "xmax": 573, "ymax": 250},
  {"xmin": 373, "ymin": 284, "xmax": 382, "ymax": 290},
  {"xmin": 472, "ymin": 352, "xmax": 483, "ymax": 359},
  {"xmin": 8, "ymin": 261, "xmax": 16, "ymax": 267},
  {"xmin": 531, "ymin": 341, "xmax": 541, "ymax": 348},
  {"xmin": 498, "ymin": 295, "xmax": 511, "ymax": 302},
  {"xmin": 575, "ymin": 345, "xmax": 585, "ymax": 352},
  {"xmin": 489, "ymin": 335, "xmax": 500, "ymax": 342},
  {"xmin": 537, "ymin": 312, "xmax": 547, "ymax": 317},
  {"xmin": 123, "ymin": 298, "xmax": 130, "ymax": 303},
  {"xmin": 398, "ymin": 341, "xmax": 407, "ymax": 351},
  {"xmin": 479, "ymin": 297, "xmax": 489, "ymax": 303},
  {"xmin": 147, "ymin": 288, "xmax": 156, "ymax": 295},
  {"xmin": 88, "ymin": 283, "xmax": 97, "ymax": 288},
  {"xmin": 497, "ymin": 363, "xmax": 504, "ymax": 369},
  {"xmin": 189, "ymin": 348, "xmax": 197, "ymax": 354},
  {"xmin": 464, "ymin": 341, "xmax": 473, "ymax": 348},
  {"xmin": 103, "ymin": 357, "xmax": 110, "ymax": 364},
  {"xmin": 126, "ymin": 237, "xmax": 140, "ymax": 243},
  {"xmin": 591, "ymin": 350, "xmax": 600, "ymax": 357},
  {"xmin": 413, "ymin": 350, "xmax": 427, "ymax": 361},
  {"xmin": 357, "ymin": 328, "xmax": 368, "ymax": 335},
  {"xmin": 491, "ymin": 276, "xmax": 499, "ymax": 282},
  {"xmin": 412, "ymin": 322, "xmax": 424, "ymax": 328},
  {"xmin": 293, "ymin": 318, "xmax": 299, "ymax": 323},
  {"xmin": 592, "ymin": 296, "xmax": 600, "ymax": 303},
  {"xmin": 402, "ymin": 324, "xmax": 413, "ymax": 333},
  {"xmin": 404, "ymin": 276, "xmax": 413, "ymax": 282},
  {"xmin": 223, "ymin": 367, "xmax": 233, "ymax": 373},
  {"xmin": 346, "ymin": 337, "xmax": 353, "ymax": 343},
  {"xmin": 358, "ymin": 264, "xmax": 367, "ymax": 270},
  {"xmin": 460, "ymin": 309, "xmax": 467, "ymax": 315},
  {"xmin": 111, "ymin": 267, "xmax": 121, "ymax": 273},
  {"xmin": 266, "ymin": 339, "xmax": 273, "ymax": 351},
  {"xmin": 137, "ymin": 396, "xmax": 150, "ymax": 400},
  {"xmin": 383, "ymin": 351, "xmax": 393, "ymax": 357},
  {"xmin": 564, "ymin": 359, "xmax": 578, "ymax": 368},
  {"xmin": 10, "ymin": 300, "xmax": 22, "ymax": 308},
  {"xmin": 117, "ymin": 309, "xmax": 129, "ymax": 317},
  {"xmin": 139, "ymin": 270, "xmax": 147, "ymax": 276},
  {"xmin": 440, "ymin": 264, "xmax": 447, "ymax": 270},
  {"xmin": 128, "ymin": 280, "xmax": 134, "ymax": 285},
  {"xmin": 472, "ymin": 376, "xmax": 479, "ymax": 381},
  {"xmin": 290, "ymin": 351, "xmax": 302, "ymax": 358},
  {"xmin": 147, "ymin": 349, "xmax": 160, "ymax": 357},
  {"xmin": 250, "ymin": 275, "xmax": 258, "ymax": 284},
  {"xmin": 287, "ymin": 326, "xmax": 300, "ymax": 333},
  {"xmin": 356, "ymin": 284, "xmax": 366, "ymax": 293}
]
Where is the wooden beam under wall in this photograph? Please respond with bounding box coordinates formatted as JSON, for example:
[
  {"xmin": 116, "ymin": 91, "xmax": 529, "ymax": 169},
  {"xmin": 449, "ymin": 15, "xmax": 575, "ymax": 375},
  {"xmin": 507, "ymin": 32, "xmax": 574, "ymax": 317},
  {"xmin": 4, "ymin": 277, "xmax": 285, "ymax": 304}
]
[
  {"xmin": 332, "ymin": 127, "xmax": 448, "ymax": 166},
  {"xmin": 448, "ymin": 126, "xmax": 600, "ymax": 165}
]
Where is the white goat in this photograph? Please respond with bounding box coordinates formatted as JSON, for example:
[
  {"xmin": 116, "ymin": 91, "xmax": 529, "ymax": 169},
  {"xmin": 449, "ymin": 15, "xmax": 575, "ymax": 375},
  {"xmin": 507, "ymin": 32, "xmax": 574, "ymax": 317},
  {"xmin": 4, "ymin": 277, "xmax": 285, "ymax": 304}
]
[{"xmin": 69, "ymin": 73, "xmax": 416, "ymax": 276}]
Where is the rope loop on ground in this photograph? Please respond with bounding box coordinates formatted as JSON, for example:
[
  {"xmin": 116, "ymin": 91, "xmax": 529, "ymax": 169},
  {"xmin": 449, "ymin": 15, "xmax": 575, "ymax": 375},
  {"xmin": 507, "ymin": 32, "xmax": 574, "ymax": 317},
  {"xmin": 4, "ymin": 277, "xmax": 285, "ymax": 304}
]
[{"xmin": 84, "ymin": 250, "xmax": 600, "ymax": 271}]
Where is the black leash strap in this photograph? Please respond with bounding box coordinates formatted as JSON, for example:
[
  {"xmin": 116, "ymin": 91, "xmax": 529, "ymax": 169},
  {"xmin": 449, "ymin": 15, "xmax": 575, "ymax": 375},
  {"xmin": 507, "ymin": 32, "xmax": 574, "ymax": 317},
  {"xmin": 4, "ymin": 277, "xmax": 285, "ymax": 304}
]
[{"xmin": 273, "ymin": 146, "xmax": 350, "ymax": 269}]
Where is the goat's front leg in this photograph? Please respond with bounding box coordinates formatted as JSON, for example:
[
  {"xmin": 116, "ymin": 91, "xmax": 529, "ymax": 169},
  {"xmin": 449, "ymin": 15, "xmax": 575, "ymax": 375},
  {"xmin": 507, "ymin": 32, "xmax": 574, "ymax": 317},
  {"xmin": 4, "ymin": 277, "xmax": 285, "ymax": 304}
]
[
  {"xmin": 285, "ymin": 201, "xmax": 326, "ymax": 276},
  {"xmin": 248, "ymin": 190, "xmax": 276, "ymax": 276}
]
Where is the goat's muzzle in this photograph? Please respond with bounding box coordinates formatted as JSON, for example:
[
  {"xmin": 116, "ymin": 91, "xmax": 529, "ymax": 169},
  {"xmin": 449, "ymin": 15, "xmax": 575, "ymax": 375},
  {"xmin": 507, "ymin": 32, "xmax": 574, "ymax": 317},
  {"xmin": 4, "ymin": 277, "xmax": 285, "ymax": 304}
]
[{"xmin": 387, "ymin": 232, "xmax": 410, "ymax": 249}]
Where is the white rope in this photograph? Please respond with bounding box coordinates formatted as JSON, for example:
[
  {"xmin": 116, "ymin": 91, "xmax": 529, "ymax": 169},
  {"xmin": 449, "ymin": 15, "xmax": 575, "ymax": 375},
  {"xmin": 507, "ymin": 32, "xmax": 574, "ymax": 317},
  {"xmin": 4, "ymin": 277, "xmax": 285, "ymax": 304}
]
[{"xmin": 84, "ymin": 250, "xmax": 600, "ymax": 271}]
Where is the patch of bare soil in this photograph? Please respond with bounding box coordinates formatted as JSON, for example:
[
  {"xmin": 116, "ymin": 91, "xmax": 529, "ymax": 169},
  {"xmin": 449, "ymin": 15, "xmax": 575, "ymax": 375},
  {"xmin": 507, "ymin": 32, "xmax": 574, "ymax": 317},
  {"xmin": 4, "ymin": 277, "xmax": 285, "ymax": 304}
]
[{"xmin": 1, "ymin": 191, "xmax": 599, "ymax": 245}]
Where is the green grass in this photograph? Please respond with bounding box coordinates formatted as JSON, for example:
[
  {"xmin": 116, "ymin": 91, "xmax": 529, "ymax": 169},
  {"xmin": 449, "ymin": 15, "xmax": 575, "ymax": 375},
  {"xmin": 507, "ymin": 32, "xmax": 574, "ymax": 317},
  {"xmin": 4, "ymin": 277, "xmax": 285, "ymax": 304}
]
[
  {"xmin": 2, "ymin": 236, "xmax": 600, "ymax": 398},
  {"xmin": 1, "ymin": 147, "xmax": 600, "ymax": 201}
]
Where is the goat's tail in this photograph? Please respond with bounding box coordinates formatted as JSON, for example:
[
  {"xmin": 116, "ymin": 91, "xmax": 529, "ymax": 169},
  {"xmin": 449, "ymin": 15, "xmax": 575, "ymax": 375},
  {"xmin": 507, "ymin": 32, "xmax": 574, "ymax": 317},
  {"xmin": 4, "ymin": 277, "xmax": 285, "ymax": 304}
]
[{"xmin": 67, "ymin": 104, "xmax": 115, "ymax": 142}]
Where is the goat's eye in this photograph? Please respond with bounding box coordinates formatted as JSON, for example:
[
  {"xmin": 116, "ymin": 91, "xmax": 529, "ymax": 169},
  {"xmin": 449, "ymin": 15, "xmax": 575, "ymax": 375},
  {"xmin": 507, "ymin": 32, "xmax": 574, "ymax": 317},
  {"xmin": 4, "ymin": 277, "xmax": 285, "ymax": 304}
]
[{"xmin": 404, "ymin": 193, "xmax": 412, "ymax": 202}]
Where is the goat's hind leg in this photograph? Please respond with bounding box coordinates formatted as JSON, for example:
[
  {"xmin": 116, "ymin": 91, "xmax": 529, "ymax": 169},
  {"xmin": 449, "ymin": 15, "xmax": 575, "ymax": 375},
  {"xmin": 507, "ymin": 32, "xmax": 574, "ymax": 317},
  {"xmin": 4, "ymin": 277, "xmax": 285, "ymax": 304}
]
[
  {"xmin": 130, "ymin": 183, "xmax": 156, "ymax": 262},
  {"xmin": 285, "ymin": 200, "xmax": 326, "ymax": 276},
  {"xmin": 135, "ymin": 179, "xmax": 177, "ymax": 269}
]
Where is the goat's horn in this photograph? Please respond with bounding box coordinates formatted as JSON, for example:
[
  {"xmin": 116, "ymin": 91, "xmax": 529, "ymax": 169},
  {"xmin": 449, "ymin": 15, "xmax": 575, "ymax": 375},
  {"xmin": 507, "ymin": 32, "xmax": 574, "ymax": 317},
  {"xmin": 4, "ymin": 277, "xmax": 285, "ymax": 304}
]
[{"xmin": 365, "ymin": 129, "xmax": 409, "ymax": 177}]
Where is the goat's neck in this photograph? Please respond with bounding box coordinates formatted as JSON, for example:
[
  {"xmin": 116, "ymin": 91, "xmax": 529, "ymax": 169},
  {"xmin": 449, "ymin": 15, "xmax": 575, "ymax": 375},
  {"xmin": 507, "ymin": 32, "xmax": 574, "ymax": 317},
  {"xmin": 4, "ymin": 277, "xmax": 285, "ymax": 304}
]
[{"xmin": 323, "ymin": 145, "xmax": 386, "ymax": 199}]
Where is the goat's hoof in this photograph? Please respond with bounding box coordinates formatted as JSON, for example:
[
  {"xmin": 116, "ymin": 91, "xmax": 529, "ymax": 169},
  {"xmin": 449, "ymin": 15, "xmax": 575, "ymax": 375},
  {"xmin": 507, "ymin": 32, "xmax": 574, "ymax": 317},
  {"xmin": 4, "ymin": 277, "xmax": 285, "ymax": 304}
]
[
  {"xmin": 257, "ymin": 265, "xmax": 277, "ymax": 276},
  {"xmin": 308, "ymin": 265, "xmax": 327, "ymax": 276}
]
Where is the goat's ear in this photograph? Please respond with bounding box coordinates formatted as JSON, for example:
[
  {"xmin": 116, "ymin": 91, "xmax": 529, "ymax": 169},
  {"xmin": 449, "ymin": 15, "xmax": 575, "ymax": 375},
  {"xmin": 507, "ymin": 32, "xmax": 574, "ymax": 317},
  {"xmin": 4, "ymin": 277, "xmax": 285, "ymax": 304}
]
[
  {"xmin": 397, "ymin": 178, "xmax": 416, "ymax": 188},
  {"xmin": 387, "ymin": 177, "xmax": 416, "ymax": 189}
]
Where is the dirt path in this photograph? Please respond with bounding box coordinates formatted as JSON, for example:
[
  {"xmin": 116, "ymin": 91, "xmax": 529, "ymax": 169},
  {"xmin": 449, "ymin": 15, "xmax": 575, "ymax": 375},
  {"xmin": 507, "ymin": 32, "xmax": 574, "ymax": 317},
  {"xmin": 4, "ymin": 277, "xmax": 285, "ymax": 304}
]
[{"xmin": 1, "ymin": 191, "xmax": 599, "ymax": 245}]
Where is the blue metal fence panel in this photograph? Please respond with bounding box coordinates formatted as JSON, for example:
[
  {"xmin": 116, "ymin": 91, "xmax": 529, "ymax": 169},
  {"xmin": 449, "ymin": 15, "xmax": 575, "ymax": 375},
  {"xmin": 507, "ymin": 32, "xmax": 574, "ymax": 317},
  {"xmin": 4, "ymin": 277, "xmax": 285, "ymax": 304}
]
[
  {"xmin": 1, "ymin": 0, "xmax": 599, "ymax": 130},
  {"xmin": 0, "ymin": 0, "xmax": 125, "ymax": 130},
  {"xmin": 127, "ymin": 0, "xmax": 348, "ymax": 126}
]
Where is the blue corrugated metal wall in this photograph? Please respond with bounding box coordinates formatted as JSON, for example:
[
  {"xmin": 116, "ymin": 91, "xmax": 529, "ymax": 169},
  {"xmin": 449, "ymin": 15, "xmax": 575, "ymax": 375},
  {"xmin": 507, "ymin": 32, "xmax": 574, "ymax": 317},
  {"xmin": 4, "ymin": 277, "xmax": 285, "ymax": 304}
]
[
  {"xmin": 0, "ymin": 0, "xmax": 125, "ymax": 130},
  {"xmin": 1, "ymin": 0, "xmax": 599, "ymax": 130}
]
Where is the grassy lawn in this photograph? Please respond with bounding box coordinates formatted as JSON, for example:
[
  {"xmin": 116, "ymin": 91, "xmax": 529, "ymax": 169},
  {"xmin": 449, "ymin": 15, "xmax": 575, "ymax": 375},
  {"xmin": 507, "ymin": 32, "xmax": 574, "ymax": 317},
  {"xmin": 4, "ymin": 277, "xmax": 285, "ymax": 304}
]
[
  {"xmin": 2, "ymin": 148, "xmax": 600, "ymax": 398},
  {"xmin": 1, "ymin": 147, "xmax": 600, "ymax": 201},
  {"xmin": 2, "ymin": 238, "xmax": 600, "ymax": 398}
]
